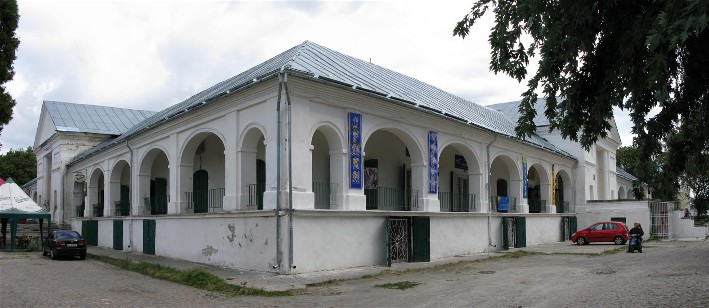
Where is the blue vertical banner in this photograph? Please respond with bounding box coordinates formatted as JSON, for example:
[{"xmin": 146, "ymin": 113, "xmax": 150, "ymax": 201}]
[
  {"xmin": 428, "ymin": 131, "xmax": 438, "ymax": 193},
  {"xmin": 349, "ymin": 112, "xmax": 362, "ymax": 189},
  {"xmin": 522, "ymin": 157, "xmax": 528, "ymax": 199}
]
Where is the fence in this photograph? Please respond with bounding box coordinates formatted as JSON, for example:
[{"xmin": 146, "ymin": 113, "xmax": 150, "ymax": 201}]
[
  {"xmin": 365, "ymin": 187, "xmax": 419, "ymax": 211},
  {"xmin": 439, "ymin": 192, "xmax": 477, "ymax": 212},
  {"xmin": 186, "ymin": 188, "xmax": 225, "ymax": 213}
]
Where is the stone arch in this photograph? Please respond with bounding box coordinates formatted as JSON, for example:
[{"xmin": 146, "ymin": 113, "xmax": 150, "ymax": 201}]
[
  {"xmin": 179, "ymin": 130, "xmax": 226, "ymax": 213},
  {"xmin": 618, "ymin": 186, "xmax": 626, "ymax": 200},
  {"xmin": 555, "ymin": 168, "xmax": 573, "ymax": 213},
  {"xmin": 109, "ymin": 159, "xmax": 131, "ymax": 216},
  {"xmin": 239, "ymin": 125, "xmax": 267, "ymax": 210},
  {"xmin": 437, "ymin": 141, "xmax": 483, "ymax": 212},
  {"xmin": 527, "ymin": 163, "xmax": 551, "ymax": 213},
  {"xmin": 489, "ymin": 153, "xmax": 521, "ymax": 212},
  {"xmin": 311, "ymin": 123, "xmax": 347, "ymax": 210},
  {"xmin": 88, "ymin": 167, "xmax": 105, "ymax": 217},
  {"xmin": 138, "ymin": 147, "xmax": 170, "ymax": 215},
  {"xmin": 362, "ymin": 126, "xmax": 425, "ymax": 211}
]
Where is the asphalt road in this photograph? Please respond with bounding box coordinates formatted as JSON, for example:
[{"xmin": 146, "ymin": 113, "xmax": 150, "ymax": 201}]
[{"xmin": 2, "ymin": 240, "xmax": 708, "ymax": 307}]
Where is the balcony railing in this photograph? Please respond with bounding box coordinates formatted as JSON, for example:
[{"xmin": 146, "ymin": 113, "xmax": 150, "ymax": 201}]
[
  {"xmin": 561, "ymin": 201, "xmax": 573, "ymax": 213},
  {"xmin": 247, "ymin": 183, "xmax": 266, "ymax": 210},
  {"xmin": 114, "ymin": 201, "xmax": 130, "ymax": 216},
  {"xmin": 75, "ymin": 204, "xmax": 85, "ymax": 218},
  {"xmin": 313, "ymin": 182, "xmax": 337, "ymax": 209},
  {"xmin": 143, "ymin": 195, "xmax": 169, "ymax": 215},
  {"xmin": 439, "ymin": 192, "xmax": 477, "ymax": 212},
  {"xmin": 529, "ymin": 199, "xmax": 547, "ymax": 213},
  {"xmin": 490, "ymin": 196, "xmax": 517, "ymax": 213},
  {"xmin": 92, "ymin": 203, "xmax": 104, "ymax": 217},
  {"xmin": 365, "ymin": 187, "xmax": 419, "ymax": 211},
  {"xmin": 186, "ymin": 188, "xmax": 225, "ymax": 213}
]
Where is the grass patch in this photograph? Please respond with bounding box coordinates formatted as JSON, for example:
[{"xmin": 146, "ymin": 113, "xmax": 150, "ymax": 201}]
[
  {"xmin": 89, "ymin": 255, "xmax": 292, "ymax": 297},
  {"xmin": 374, "ymin": 281, "xmax": 421, "ymax": 290}
]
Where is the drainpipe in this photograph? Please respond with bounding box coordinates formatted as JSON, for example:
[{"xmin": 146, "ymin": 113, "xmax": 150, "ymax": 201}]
[
  {"xmin": 60, "ymin": 166, "xmax": 68, "ymax": 226},
  {"xmin": 126, "ymin": 139, "xmax": 134, "ymax": 251},
  {"xmin": 283, "ymin": 74, "xmax": 295, "ymax": 270},
  {"xmin": 486, "ymin": 134, "xmax": 497, "ymax": 249},
  {"xmin": 275, "ymin": 72, "xmax": 284, "ymax": 270},
  {"xmin": 571, "ymin": 159, "xmax": 578, "ymax": 213}
]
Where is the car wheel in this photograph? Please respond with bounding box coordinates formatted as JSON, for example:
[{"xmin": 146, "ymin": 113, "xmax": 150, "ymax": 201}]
[
  {"xmin": 614, "ymin": 236, "xmax": 624, "ymax": 245},
  {"xmin": 50, "ymin": 248, "xmax": 57, "ymax": 260},
  {"xmin": 79, "ymin": 254, "xmax": 86, "ymax": 260},
  {"xmin": 576, "ymin": 237, "xmax": 586, "ymax": 245}
]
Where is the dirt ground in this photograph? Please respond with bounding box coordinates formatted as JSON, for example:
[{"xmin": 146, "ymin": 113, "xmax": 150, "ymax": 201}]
[{"xmin": 2, "ymin": 240, "xmax": 708, "ymax": 307}]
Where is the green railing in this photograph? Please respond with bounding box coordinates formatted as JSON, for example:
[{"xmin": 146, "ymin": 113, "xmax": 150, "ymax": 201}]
[
  {"xmin": 92, "ymin": 203, "xmax": 104, "ymax": 217},
  {"xmin": 439, "ymin": 192, "xmax": 477, "ymax": 212},
  {"xmin": 313, "ymin": 182, "xmax": 337, "ymax": 209},
  {"xmin": 143, "ymin": 195, "xmax": 169, "ymax": 215},
  {"xmin": 364, "ymin": 187, "xmax": 419, "ymax": 211},
  {"xmin": 75, "ymin": 204, "xmax": 85, "ymax": 218},
  {"xmin": 247, "ymin": 183, "xmax": 266, "ymax": 209},
  {"xmin": 114, "ymin": 201, "xmax": 130, "ymax": 216},
  {"xmin": 490, "ymin": 196, "xmax": 517, "ymax": 213},
  {"xmin": 186, "ymin": 188, "xmax": 225, "ymax": 213}
]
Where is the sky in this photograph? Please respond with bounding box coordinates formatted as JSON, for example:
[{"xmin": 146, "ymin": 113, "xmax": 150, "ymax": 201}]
[{"xmin": 1, "ymin": 0, "xmax": 636, "ymax": 154}]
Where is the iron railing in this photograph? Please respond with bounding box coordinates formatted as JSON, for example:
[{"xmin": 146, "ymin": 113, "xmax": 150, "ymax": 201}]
[
  {"xmin": 186, "ymin": 188, "xmax": 225, "ymax": 213},
  {"xmin": 364, "ymin": 187, "xmax": 419, "ymax": 211},
  {"xmin": 114, "ymin": 201, "xmax": 130, "ymax": 216},
  {"xmin": 75, "ymin": 204, "xmax": 85, "ymax": 218},
  {"xmin": 313, "ymin": 182, "xmax": 337, "ymax": 209},
  {"xmin": 247, "ymin": 183, "xmax": 266, "ymax": 209},
  {"xmin": 529, "ymin": 199, "xmax": 547, "ymax": 213},
  {"xmin": 92, "ymin": 203, "xmax": 104, "ymax": 217},
  {"xmin": 490, "ymin": 196, "xmax": 517, "ymax": 213},
  {"xmin": 439, "ymin": 192, "xmax": 477, "ymax": 212},
  {"xmin": 143, "ymin": 195, "xmax": 169, "ymax": 215}
]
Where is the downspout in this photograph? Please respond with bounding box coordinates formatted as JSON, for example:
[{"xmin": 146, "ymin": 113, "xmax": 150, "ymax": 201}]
[
  {"xmin": 274, "ymin": 72, "xmax": 284, "ymax": 270},
  {"xmin": 283, "ymin": 74, "xmax": 295, "ymax": 270},
  {"xmin": 126, "ymin": 139, "xmax": 134, "ymax": 251},
  {"xmin": 486, "ymin": 134, "xmax": 498, "ymax": 249},
  {"xmin": 571, "ymin": 159, "xmax": 578, "ymax": 213},
  {"xmin": 61, "ymin": 166, "xmax": 68, "ymax": 226}
]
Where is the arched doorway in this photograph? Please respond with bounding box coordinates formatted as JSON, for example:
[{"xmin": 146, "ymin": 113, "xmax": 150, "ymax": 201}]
[
  {"xmin": 240, "ymin": 127, "xmax": 266, "ymax": 210},
  {"xmin": 180, "ymin": 132, "xmax": 226, "ymax": 214},
  {"xmin": 437, "ymin": 143, "xmax": 482, "ymax": 212},
  {"xmin": 110, "ymin": 160, "xmax": 131, "ymax": 216},
  {"xmin": 139, "ymin": 148, "xmax": 170, "ymax": 215},
  {"xmin": 489, "ymin": 155, "xmax": 521, "ymax": 213},
  {"xmin": 311, "ymin": 126, "xmax": 345, "ymax": 210},
  {"xmin": 88, "ymin": 168, "xmax": 105, "ymax": 217},
  {"xmin": 555, "ymin": 169, "xmax": 572, "ymax": 213},
  {"xmin": 527, "ymin": 163, "xmax": 550, "ymax": 213}
]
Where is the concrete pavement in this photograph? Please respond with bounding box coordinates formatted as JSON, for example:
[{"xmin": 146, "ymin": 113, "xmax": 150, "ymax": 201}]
[{"xmin": 86, "ymin": 241, "xmax": 632, "ymax": 292}]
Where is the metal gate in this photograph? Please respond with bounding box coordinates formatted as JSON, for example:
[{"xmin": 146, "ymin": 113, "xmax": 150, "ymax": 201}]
[
  {"xmin": 561, "ymin": 217, "xmax": 571, "ymax": 241},
  {"xmin": 503, "ymin": 217, "xmax": 516, "ymax": 250},
  {"xmin": 649, "ymin": 201, "xmax": 670, "ymax": 239},
  {"xmin": 387, "ymin": 218, "xmax": 409, "ymax": 265}
]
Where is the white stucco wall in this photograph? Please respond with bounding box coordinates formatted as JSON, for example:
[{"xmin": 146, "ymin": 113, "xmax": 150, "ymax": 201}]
[
  {"xmin": 669, "ymin": 211, "xmax": 708, "ymax": 240},
  {"xmin": 575, "ymin": 200, "xmax": 651, "ymax": 240},
  {"xmin": 524, "ymin": 215, "xmax": 566, "ymax": 245},
  {"xmin": 430, "ymin": 215, "xmax": 497, "ymax": 259}
]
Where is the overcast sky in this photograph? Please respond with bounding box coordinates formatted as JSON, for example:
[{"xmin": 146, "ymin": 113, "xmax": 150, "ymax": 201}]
[{"xmin": 1, "ymin": 0, "xmax": 635, "ymax": 154}]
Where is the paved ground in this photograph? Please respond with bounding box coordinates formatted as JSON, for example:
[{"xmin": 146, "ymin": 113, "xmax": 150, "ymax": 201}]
[{"xmin": 2, "ymin": 240, "xmax": 708, "ymax": 307}]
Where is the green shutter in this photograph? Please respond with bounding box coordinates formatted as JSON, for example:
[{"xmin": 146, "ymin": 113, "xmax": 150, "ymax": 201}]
[
  {"xmin": 113, "ymin": 220, "xmax": 123, "ymax": 250},
  {"xmin": 502, "ymin": 217, "xmax": 510, "ymax": 250},
  {"xmin": 514, "ymin": 217, "xmax": 526, "ymax": 248},
  {"xmin": 570, "ymin": 216, "xmax": 578, "ymax": 239},
  {"xmin": 143, "ymin": 220, "xmax": 156, "ymax": 255},
  {"xmin": 411, "ymin": 216, "xmax": 430, "ymax": 262}
]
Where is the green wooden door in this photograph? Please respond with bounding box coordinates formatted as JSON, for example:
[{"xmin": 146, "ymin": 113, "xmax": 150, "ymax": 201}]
[
  {"xmin": 154, "ymin": 178, "xmax": 167, "ymax": 215},
  {"xmin": 193, "ymin": 170, "xmax": 208, "ymax": 213},
  {"xmin": 515, "ymin": 217, "xmax": 526, "ymax": 248},
  {"xmin": 570, "ymin": 216, "xmax": 578, "ymax": 239},
  {"xmin": 556, "ymin": 176, "xmax": 565, "ymax": 213},
  {"xmin": 411, "ymin": 216, "xmax": 430, "ymax": 262},
  {"xmin": 113, "ymin": 220, "xmax": 123, "ymax": 250},
  {"xmin": 257, "ymin": 159, "xmax": 265, "ymax": 210},
  {"xmin": 143, "ymin": 220, "xmax": 156, "ymax": 255},
  {"xmin": 83, "ymin": 220, "xmax": 98, "ymax": 246}
]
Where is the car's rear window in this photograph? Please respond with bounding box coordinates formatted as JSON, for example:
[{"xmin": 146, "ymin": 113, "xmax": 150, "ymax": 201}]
[{"xmin": 55, "ymin": 231, "xmax": 80, "ymax": 240}]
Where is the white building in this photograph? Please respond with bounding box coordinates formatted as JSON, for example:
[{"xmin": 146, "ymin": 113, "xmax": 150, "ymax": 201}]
[{"xmin": 32, "ymin": 41, "xmax": 639, "ymax": 273}]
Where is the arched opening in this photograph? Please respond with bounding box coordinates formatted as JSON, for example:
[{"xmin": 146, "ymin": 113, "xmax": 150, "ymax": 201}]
[
  {"xmin": 438, "ymin": 143, "xmax": 482, "ymax": 212},
  {"xmin": 139, "ymin": 148, "xmax": 170, "ymax": 215},
  {"xmin": 180, "ymin": 132, "xmax": 226, "ymax": 213},
  {"xmin": 88, "ymin": 169, "xmax": 105, "ymax": 217},
  {"xmin": 311, "ymin": 126, "xmax": 345, "ymax": 210},
  {"xmin": 490, "ymin": 155, "xmax": 521, "ymax": 213},
  {"xmin": 240, "ymin": 127, "xmax": 266, "ymax": 210},
  {"xmin": 110, "ymin": 160, "xmax": 131, "ymax": 216},
  {"xmin": 527, "ymin": 163, "xmax": 550, "ymax": 213},
  {"xmin": 618, "ymin": 186, "xmax": 625, "ymax": 200},
  {"xmin": 555, "ymin": 169, "xmax": 572, "ymax": 213},
  {"xmin": 363, "ymin": 129, "xmax": 424, "ymax": 211}
]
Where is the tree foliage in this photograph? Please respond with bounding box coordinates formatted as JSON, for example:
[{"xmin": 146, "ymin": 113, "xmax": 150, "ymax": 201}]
[
  {"xmin": 0, "ymin": 147, "xmax": 36, "ymax": 186},
  {"xmin": 454, "ymin": 0, "xmax": 709, "ymax": 177},
  {"xmin": 616, "ymin": 144, "xmax": 678, "ymax": 201},
  {"xmin": 0, "ymin": 0, "xmax": 20, "ymax": 148}
]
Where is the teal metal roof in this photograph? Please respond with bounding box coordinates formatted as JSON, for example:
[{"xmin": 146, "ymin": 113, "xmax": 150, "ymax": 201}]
[
  {"xmin": 68, "ymin": 41, "xmax": 574, "ymax": 165},
  {"xmin": 488, "ymin": 98, "xmax": 562, "ymax": 127},
  {"xmin": 45, "ymin": 101, "xmax": 156, "ymax": 135},
  {"xmin": 616, "ymin": 167, "xmax": 638, "ymax": 182}
]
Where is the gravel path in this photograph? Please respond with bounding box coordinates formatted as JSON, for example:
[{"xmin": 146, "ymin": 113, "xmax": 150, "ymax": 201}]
[{"xmin": 2, "ymin": 240, "xmax": 708, "ymax": 307}]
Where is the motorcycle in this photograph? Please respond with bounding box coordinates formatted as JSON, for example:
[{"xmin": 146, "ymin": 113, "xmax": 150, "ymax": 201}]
[{"xmin": 627, "ymin": 235, "xmax": 642, "ymax": 253}]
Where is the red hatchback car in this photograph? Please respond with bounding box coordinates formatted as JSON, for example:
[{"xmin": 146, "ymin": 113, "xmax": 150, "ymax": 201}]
[{"xmin": 571, "ymin": 221, "xmax": 629, "ymax": 245}]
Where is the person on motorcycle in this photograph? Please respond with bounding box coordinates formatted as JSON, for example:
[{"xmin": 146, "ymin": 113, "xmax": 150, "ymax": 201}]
[{"xmin": 627, "ymin": 222, "xmax": 644, "ymax": 253}]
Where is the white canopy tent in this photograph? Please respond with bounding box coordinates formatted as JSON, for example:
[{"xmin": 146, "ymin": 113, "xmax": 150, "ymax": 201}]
[{"xmin": 0, "ymin": 178, "xmax": 51, "ymax": 250}]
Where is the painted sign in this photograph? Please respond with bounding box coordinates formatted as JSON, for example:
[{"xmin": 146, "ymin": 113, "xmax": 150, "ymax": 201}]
[
  {"xmin": 522, "ymin": 157, "xmax": 528, "ymax": 199},
  {"xmin": 349, "ymin": 112, "xmax": 362, "ymax": 189},
  {"xmin": 551, "ymin": 164, "xmax": 556, "ymax": 205},
  {"xmin": 428, "ymin": 131, "xmax": 438, "ymax": 194},
  {"xmin": 497, "ymin": 196, "xmax": 509, "ymax": 212}
]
